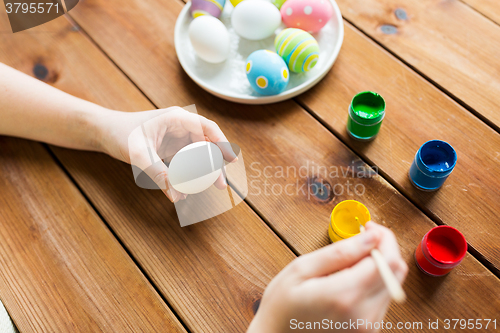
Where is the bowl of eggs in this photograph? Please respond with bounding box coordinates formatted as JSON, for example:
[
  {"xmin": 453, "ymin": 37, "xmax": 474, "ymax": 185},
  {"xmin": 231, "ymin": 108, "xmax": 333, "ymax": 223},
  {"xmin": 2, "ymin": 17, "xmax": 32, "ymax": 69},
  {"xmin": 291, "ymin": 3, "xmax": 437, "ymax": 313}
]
[{"xmin": 174, "ymin": 0, "xmax": 344, "ymax": 104}]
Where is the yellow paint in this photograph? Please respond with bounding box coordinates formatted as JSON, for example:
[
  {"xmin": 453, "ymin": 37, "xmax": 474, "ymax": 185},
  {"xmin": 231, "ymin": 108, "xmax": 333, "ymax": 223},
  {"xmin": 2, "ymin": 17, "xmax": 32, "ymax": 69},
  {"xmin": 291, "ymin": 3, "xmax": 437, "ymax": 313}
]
[
  {"xmin": 246, "ymin": 61, "xmax": 252, "ymax": 73},
  {"xmin": 282, "ymin": 68, "xmax": 288, "ymax": 80},
  {"xmin": 329, "ymin": 200, "xmax": 370, "ymax": 242},
  {"xmin": 328, "ymin": 224, "xmax": 343, "ymax": 242}
]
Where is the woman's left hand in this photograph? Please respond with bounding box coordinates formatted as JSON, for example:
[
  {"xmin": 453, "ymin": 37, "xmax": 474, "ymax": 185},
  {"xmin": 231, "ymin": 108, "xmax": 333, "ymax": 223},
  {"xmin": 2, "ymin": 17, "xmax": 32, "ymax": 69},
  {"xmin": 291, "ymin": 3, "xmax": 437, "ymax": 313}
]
[{"xmin": 99, "ymin": 107, "xmax": 237, "ymax": 202}]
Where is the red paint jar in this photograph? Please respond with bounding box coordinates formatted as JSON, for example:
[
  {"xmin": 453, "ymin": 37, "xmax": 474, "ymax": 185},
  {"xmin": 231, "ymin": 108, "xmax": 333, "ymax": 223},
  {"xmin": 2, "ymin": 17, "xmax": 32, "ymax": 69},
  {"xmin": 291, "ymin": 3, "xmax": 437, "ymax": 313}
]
[{"xmin": 415, "ymin": 226, "xmax": 467, "ymax": 276}]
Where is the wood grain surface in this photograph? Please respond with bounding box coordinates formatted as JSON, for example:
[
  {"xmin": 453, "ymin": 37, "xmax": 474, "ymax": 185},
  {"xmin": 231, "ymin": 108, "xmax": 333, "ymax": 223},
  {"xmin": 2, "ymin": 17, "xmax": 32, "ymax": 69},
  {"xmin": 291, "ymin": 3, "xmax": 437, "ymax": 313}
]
[
  {"xmin": 1, "ymin": 0, "xmax": 499, "ymax": 331},
  {"xmin": 336, "ymin": 0, "xmax": 500, "ymax": 130},
  {"xmin": 0, "ymin": 137, "xmax": 186, "ymax": 333},
  {"xmin": 0, "ymin": 12, "xmax": 296, "ymax": 333},
  {"xmin": 462, "ymin": 0, "xmax": 500, "ymax": 26},
  {"xmin": 58, "ymin": 0, "xmax": 500, "ymax": 328},
  {"xmin": 297, "ymin": 22, "xmax": 500, "ymax": 273}
]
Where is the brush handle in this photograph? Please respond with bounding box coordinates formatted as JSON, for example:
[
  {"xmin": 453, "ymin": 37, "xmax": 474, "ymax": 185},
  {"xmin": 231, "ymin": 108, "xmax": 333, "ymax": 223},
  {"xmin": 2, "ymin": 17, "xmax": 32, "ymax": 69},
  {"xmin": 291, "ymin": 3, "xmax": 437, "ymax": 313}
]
[
  {"xmin": 359, "ymin": 224, "xmax": 406, "ymax": 303},
  {"xmin": 370, "ymin": 248, "xmax": 406, "ymax": 303}
]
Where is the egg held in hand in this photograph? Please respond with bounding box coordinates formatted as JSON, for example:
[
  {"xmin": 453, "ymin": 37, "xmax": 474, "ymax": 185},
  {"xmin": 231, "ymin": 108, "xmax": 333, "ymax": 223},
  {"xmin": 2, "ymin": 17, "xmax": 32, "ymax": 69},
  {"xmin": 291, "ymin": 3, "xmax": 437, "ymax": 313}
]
[
  {"xmin": 188, "ymin": 16, "xmax": 230, "ymax": 63},
  {"xmin": 280, "ymin": 0, "xmax": 333, "ymax": 33},
  {"xmin": 246, "ymin": 50, "xmax": 289, "ymax": 95},
  {"xmin": 231, "ymin": 0, "xmax": 282, "ymax": 41},
  {"xmin": 275, "ymin": 28, "xmax": 319, "ymax": 73},
  {"xmin": 168, "ymin": 141, "xmax": 224, "ymax": 194},
  {"xmin": 190, "ymin": 0, "xmax": 226, "ymax": 18}
]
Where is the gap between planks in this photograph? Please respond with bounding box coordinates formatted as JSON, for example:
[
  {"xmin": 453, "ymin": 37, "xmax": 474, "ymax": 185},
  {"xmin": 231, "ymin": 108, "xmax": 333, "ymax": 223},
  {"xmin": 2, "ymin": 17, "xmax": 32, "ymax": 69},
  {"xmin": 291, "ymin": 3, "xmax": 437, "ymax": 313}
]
[
  {"xmin": 64, "ymin": 10, "xmax": 303, "ymax": 259},
  {"xmin": 42, "ymin": 143, "xmax": 193, "ymax": 333},
  {"xmin": 340, "ymin": 17, "xmax": 500, "ymax": 135},
  {"xmin": 458, "ymin": 0, "xmax": 500, "ymax": 30},
  {"xmin": 294, "ymin": 98, "xmax": 500, "ymax": 278}
]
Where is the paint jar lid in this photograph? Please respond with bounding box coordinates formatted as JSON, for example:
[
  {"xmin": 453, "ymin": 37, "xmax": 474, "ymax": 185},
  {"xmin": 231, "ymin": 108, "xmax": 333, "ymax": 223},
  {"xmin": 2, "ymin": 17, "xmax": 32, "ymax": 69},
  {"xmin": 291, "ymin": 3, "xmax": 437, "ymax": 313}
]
[
  {"xmin": 349, "ymin": 91, "xmax": 386, "ymax": 125},
  {"xmin": 330, "ymin": 200, "xmax": 371, "ymax": 239},
  {"xmin": 423, "ymin": 226, "xmax": 467, "ymax": 267},
  {"xmin": 416, "ymin": 140, "xmax": 457, "ymax": 177}
]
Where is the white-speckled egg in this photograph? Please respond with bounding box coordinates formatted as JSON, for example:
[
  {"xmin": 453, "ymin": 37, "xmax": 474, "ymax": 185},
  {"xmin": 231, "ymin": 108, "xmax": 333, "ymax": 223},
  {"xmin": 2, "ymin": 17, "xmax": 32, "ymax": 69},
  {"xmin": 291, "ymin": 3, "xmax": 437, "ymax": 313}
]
[
  {"xmin": 281, "ymin": 0, "xmax": 333, "ymax": 33},
  {"xmin": 231, "ymin": 0, "xmax": 282, "ymax": 40},
  {"xmin": 188, "ymin": 16, "xmax": 230, "ymax": 63}
]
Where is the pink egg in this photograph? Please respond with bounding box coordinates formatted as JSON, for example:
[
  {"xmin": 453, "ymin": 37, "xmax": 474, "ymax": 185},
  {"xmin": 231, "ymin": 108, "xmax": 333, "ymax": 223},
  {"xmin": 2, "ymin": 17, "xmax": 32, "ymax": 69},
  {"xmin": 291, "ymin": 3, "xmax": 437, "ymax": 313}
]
[{"xmin": 280, "ymin": 0, "xmax": 333, "ymax": 33}]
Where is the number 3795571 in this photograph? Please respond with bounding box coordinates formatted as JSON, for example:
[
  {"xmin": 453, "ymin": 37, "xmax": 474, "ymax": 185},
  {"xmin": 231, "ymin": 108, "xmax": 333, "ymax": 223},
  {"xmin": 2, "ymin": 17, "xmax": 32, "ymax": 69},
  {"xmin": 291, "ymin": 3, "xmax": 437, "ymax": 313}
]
[
  {"xmin": 5, "ymin": 2, "xmax": 59, "ymax": 14},
  {"xmin": 444, "ymin": 319, "xmax": 496, "ymax": 330}
]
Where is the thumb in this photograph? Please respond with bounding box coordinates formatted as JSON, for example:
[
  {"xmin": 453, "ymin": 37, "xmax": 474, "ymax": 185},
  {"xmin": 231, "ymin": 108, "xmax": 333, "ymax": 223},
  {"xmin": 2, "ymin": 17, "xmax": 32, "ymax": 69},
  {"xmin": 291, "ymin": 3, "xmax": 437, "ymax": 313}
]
[
  {"xmin": 290, "ymin": 229, "xmax": 380, "ymax": 280},
  {"xmin": 144, "ymin": 160, "xmax": 184, "ymax": 203}
]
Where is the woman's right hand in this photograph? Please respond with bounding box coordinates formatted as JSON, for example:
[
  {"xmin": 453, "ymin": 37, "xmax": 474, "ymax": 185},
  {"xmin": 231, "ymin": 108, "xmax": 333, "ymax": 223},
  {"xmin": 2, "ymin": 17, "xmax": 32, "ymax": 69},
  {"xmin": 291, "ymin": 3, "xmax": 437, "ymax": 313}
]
[{"xmin": 247, "ymin": 222, "xmax": 408, "ymax": 333}]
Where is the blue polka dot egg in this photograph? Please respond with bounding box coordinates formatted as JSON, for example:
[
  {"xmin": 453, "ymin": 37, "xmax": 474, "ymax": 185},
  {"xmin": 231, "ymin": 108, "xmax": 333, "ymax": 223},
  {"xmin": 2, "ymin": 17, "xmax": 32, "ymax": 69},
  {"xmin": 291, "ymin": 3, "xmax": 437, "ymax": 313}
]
[{"xmin": 246, "ymin": 50, "xmax": 289, "ymax": 96}]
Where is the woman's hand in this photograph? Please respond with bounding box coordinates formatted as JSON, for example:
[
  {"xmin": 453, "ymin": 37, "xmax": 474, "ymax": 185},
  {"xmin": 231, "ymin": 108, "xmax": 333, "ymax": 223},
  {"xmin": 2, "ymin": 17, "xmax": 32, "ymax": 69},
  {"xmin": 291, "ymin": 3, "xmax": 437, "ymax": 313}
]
[
  {"xmin": 99, "ymin": 107, "xmax": 237, "ymax": 202},
  {"xmin": 0, "ymin": 65, "xmax": 235, "ymax": 203},
  {"xmin": 247, "ymin": 222, "xmax": 408, "ymax": 333}
]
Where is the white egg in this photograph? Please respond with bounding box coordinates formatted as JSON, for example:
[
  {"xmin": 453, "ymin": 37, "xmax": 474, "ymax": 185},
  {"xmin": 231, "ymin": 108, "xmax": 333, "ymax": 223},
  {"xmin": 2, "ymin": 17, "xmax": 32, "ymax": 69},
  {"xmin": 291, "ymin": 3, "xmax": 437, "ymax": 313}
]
[
  {"xmin": 169, "ymin": 141, "xmax": 224, "ymax": 194},
  {"xmin": 231, "ymin": 0, "xmax": 282, "ymax": 40},
  {"xmin": 188, "ymin": 16, "xmax": 230, "ymax": 63}
]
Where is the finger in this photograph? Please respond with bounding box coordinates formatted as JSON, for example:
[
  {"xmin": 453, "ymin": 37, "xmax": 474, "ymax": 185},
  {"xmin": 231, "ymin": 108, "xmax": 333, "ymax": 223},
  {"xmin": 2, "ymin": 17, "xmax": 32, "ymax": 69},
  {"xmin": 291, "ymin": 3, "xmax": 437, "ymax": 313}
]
[
  {"xmin": 331, "ymin": 257, "xmax": 387, "ymax": 296},
  {"xmin": 130, "ymin": 142, "xmax": 184, "ymax": 202},
  {"xmin": 366, "ymin": 222, "xmax": 408, "ymax": 283},
  {"xmin": 288, "ymin": 229, "xmax": 381, "ymax": 280},
  {"xmin": 143, "ymin": 159, "xmax": 184, "ymax": 202},
  {"xmin": 177, "ymin": 111, "xmax": 206, "ymax": 143},
  {"xmin": 176, "ymin": 110, "xmax": 237, "ymax": 162},
  {"xmin": 214, "ymin": 170, "xmax": 227, "ymax": 190},
  {"xmin": 198, "ymin": 117, "xmax": 238, "ymax": 162}
]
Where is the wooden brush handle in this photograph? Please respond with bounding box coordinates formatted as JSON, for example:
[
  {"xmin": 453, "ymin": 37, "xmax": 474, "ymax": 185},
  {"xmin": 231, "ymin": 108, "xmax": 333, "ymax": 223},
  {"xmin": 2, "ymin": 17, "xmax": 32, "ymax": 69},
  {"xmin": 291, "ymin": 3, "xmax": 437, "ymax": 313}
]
[
  {"xmin": 370, "ymin": 248, "xmax": 406, "ymax": 303},
  {"xmin": 360, "ymin": 224, "xmax": 406, "ymax": 303}
]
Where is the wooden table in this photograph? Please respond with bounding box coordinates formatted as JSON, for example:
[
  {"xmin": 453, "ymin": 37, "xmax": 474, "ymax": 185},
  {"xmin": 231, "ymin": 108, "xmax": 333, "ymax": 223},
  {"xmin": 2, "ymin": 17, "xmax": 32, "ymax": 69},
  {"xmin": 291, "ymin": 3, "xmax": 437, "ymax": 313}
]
[{"xmin": 0, "ymin": 0, "xmax": 499, "ymax": 331}]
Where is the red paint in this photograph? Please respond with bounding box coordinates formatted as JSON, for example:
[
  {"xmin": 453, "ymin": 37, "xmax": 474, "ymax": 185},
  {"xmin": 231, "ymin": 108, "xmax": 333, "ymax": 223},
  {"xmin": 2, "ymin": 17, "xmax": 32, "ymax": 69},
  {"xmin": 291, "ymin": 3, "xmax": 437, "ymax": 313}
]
[{"xmin": 415, "ymin": 226, "xmax": 467, "ymax": 276}]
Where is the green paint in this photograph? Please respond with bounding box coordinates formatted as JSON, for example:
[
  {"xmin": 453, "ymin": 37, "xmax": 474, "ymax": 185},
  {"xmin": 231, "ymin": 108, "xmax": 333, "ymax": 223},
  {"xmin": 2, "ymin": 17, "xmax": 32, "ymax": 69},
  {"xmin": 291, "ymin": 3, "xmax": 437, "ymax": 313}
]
[{"xmin": 347, "ymin": 91, "xmax": 385, "ymax": 140}]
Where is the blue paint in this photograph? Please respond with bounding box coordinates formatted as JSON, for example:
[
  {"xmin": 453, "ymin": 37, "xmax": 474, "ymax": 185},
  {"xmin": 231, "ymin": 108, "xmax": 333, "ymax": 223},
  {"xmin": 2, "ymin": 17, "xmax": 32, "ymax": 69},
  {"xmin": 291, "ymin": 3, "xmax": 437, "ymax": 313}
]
[{"xmin": 409, "ymin": 140, "xmax": 457, "ymax": 191}]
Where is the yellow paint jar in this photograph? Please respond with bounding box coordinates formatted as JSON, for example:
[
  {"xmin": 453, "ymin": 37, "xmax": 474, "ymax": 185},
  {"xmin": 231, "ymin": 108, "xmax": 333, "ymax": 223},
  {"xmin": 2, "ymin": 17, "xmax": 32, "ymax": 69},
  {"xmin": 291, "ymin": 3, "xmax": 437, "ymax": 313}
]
[{"xmin": 329, "ymin": 200, "xmax": 371, "ymax": 242}]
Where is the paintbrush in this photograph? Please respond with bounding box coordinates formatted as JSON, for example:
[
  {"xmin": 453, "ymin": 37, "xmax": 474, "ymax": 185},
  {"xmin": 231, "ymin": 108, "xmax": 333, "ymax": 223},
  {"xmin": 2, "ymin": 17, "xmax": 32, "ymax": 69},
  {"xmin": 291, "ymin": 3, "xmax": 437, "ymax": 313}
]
[{"xmin": 359, "ymin": 223, "xmax": 407, "ymax": 303}]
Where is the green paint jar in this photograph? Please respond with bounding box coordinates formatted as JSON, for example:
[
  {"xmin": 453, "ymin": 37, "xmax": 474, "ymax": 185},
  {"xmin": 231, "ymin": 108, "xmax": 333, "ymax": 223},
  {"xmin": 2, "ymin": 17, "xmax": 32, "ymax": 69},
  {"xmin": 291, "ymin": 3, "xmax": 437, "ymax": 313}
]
[{"xmin": 346, "ymin": 91, "xmax": 386, "ymax": 141}]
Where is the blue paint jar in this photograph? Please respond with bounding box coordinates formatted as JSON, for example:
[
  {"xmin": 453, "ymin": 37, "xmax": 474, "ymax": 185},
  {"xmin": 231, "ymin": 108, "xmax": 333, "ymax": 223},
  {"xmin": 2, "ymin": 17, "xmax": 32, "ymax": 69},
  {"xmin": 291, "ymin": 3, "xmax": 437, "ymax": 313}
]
[{"xmin": 409, "ymin": 140, "xmax": 457, "ymax": 191}]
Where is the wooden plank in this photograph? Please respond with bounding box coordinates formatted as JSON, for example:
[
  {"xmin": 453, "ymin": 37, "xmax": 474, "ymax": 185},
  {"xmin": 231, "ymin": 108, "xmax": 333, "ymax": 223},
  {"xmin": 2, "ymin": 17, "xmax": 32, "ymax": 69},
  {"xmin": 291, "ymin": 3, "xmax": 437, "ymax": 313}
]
[
  {"xmin": 62, "ymin": 0, "xmax": 500, "ymax": 326},
  {"xmin": 0, "ymin": 138, "xmax": 186, "ymax": 332},
  {"xmin": 0, "ymin": 12, "xmax": 296, "ymax": 333},
  {"xmin": 51, "ymin": 150, "xmax": 296, "ymax": 332},
  {"xmin": 334, "ymin": 0, "xmax": 500, "ymax": 130},
  {"xmin": 461, "ymin": 0, "xmax": 500, "ymax": 27},
  {"xmin": 296, "ymin": 22, "xmax": 500, "ymax": 273}
]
